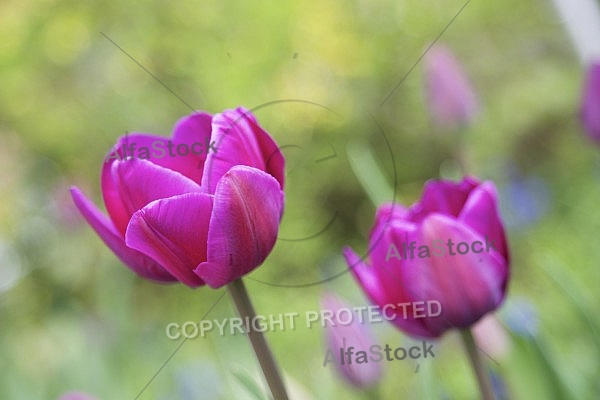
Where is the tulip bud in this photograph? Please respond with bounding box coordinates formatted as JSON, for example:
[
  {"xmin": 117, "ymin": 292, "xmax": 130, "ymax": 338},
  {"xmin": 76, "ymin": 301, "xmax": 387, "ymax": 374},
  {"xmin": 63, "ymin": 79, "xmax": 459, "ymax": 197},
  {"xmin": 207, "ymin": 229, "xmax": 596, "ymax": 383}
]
[
  {"xmin": 321, "ymin": 292, "xmax": 382, "ymax": 388},
  {"xmin": 423, "ymin": 44, "xmax": 479, "ymax": 130},
  {"xmin": 71, "ymin": 107, "xmax": 285, "ymax": 288},
  {"xmin": 581, "ymin": 61, "xmax": 600, "ymax": 143}
]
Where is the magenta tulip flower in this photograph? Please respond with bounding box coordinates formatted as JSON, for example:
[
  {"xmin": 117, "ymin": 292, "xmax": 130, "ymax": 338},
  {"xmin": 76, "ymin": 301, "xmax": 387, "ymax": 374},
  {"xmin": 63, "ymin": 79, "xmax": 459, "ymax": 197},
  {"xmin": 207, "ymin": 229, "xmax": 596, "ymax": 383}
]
[
  {"xmin": 343, "ymin": 177, "xmax": 509, "ymax": 338},
  {"xmin": 423, "ymin": 44, "xmax": 479, "ymax": 129},
  {"xmin": 71, "ymin": 107, "xmax": 285, "ymax": 288},
  {"xmin": 581, "ymin": 61, "xmax": 600, "ymax": 143},
  {"xmin": 321, "ymin": 292, "xmax": 382, "ymax": 388}
]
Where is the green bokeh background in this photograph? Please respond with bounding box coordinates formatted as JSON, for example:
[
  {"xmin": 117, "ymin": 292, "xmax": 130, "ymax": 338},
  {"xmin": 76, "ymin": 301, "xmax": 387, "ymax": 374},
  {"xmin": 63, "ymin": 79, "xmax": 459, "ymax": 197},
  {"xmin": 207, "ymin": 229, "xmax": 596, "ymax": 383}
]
[{"xmin": 1, "ymin": 0, "xmax": 599, "ymax": 398}]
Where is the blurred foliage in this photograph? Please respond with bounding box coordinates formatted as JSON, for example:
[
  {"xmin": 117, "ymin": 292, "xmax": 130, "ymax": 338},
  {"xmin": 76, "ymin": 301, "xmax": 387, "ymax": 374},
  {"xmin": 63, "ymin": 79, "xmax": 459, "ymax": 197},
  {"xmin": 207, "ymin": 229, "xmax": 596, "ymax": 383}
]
[{"xmin": 0, "ymin": 0, "xmax": 598, "ymax": 398}]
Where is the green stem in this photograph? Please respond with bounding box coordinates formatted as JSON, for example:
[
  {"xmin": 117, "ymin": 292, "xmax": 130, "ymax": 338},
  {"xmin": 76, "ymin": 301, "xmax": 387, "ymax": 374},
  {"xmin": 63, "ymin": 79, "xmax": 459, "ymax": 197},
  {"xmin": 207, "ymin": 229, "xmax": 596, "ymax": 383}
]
[
  {"xmin": 452, "ymin": 126, "xmax": 471, "ymax": 176},
  {"xmin": 363, "ymin": 386, "xmax": 382, "ymax": 400},
  {"xmin": 228, "ymin": 279, "xmax": 289, "ymax": 400},
  {"xmin": 453, "ymin": 143, "xmax": 470, "ymax": 176},
  {"xmin": 460, "ymin": 329, "xmax": 494, "ymax": 400}
]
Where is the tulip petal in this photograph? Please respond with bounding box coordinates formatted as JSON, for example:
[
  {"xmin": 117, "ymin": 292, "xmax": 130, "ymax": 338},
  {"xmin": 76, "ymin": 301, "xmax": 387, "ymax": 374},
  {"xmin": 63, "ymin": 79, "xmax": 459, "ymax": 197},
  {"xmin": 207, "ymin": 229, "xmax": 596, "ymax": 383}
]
[
  {"xmin": 369, "ymin": 220, "xmax": 419, "ymax": 304},
  {"xmin": 171, "ymin": 112, "xmax": 213, "ymax": 182},
  {"xmin": 459, "ymin": 181, "xmax": 509, "ymax": 262},
  {"xmin": 343, "ymin": 247, "xmax": 384, "ymax": 305},
  {"xmin": 70, "ymin": 187, "xmax": 176, "ymax": 282},
  {"xmin": 125, "ymin": 193, "xmax": 212, "ymax": 287},
  {"xmin": 371, "ymin": 221, "xmax": 444, "ymax": 337},
  {"xmin": 409, "ymin": 176, "xmax": 479, "ymax": 222},
  {"xmin": 201, "ymin": 107, "xmax": 285, "ymax": 194},
  {"xmin": 101, "ymin": 134, "xmax": 169, "ymax": 236},
  {"xmin": 106, "ymin": 159, "xmax": 202, "ymax": 234},
  {"xmin": 369, "ymin": 202, "xmax": 408, "ymax": 238},
  {"xmin": 344, "ymin": 245, "xmax": 435, "ymax": 338},
  {"xmin": 195, "ymin": 166, "xmax": 284, "ymax": 288},
  {"xmin": 103, "ymin": 127, "xmax": 211, "ymax": 185},
  {"xmin": 415, "ymin": 213, "xmax": 507, "ymax": 334}
]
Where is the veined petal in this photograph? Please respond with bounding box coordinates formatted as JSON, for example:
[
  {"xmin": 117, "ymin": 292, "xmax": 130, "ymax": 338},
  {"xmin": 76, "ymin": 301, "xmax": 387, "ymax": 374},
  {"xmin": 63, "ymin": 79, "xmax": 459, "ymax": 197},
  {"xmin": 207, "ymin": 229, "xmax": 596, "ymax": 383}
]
[
  {"xmin": 195, "ymin": 166, "xmax": 284, "ymax": 288},
  {"xmin": 125, "ymin": 193, "xmax": 213, "ymax": 287},
  {"xmin": 201, "ymin": 107, "xmax": 285, "ymax": 194},
  {"xmin": 106, "ymin": 158, "xmax": 202, "ymax": 234},
  {"xmin": 171, "ymin": 112, "xmax": 213, "ymax": 182},
  {"xmin": 101, "ymin": 134, "xmax": 170, "ymax": 236}
]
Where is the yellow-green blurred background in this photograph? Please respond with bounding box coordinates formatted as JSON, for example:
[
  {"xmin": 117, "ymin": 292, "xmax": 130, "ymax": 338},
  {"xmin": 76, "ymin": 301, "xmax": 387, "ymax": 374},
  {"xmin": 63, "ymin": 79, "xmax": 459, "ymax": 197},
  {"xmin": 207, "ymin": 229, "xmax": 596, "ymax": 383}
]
[{"xmin": 1, "ymin": 0, "xmax": 599, "ymax": 398}]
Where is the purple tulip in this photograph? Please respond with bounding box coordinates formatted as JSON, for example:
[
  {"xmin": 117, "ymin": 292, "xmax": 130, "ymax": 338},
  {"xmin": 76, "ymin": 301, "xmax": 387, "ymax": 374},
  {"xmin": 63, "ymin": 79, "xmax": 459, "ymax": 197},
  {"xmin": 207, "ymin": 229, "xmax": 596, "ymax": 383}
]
[
  {"xmin": 71, "ymin": 107, "xmax": 285, "ymax": 288},
  {"xmin": 581, "ymin": 61, "xmax": 600, "ymax": 143},
  {"xmin": 423, "ymin": 44, "xmax": 479, "ymax": 129},
  {"xmin": 321, "ymin": 293, "xmax": 382, "ymax": 388},
  {"xmin": 343, "ymin": 177, "xmax": 510, "ymax": 338}
]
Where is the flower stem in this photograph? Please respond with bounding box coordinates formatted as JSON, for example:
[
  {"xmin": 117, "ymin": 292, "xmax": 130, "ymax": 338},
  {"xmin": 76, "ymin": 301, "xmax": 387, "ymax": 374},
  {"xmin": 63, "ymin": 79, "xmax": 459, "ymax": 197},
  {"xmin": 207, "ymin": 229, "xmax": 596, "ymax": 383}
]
[
  {"xmin": 460, "ymin": 329, "xmax": 494, "ymax": 400},
  {"xmin": 453, "ymin": 130, "xmax": 471, "ymax": 176},
  {"xmin": 228, "ymin": 279, "xmax": 289, "ymax": 400},
  {"xmin": 363, "ymin": 386, "xmax": 382, "ymax": 400},
  {"xmin": 453, "ymin": 144, "xmax": 470, "ymax": 176}
]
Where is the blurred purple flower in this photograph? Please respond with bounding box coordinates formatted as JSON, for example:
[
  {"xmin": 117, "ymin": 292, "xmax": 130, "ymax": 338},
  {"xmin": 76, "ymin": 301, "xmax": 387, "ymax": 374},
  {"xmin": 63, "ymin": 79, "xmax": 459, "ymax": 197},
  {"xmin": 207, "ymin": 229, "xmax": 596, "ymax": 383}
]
[
  {"xmin": 321, "ymin": 292, "xmax": 382, "ymax": 389},
  {"xmin": 581, "ymin": 61, "xmax": 600, "ymax": 143},
  {"xmin": 58, "ymin": 392, "xmax": 97, "ymax": 400},
  {"xmin": 344, "ymin": 177, "xmax": 510, "ymax": 338},
  {"xmin": 424, "ymin": 44, "xmax": 479, "ymax": 130}
]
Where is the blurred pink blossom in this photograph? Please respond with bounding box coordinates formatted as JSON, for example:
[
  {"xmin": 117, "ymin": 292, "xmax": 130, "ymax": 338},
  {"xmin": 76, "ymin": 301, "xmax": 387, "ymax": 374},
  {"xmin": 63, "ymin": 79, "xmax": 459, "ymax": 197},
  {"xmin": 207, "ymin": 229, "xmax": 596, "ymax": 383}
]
[
  {"xmin": 423, "ymin": 44, "xmax": 479, "ymax": 130},
  {"xmin": 58, "ymin": 392, "xmax": 97, "ymax": 400},
  {"xmin": 321, "ymin": 292, "xmax": 382, "ymax": 388},
  {"xmin": 581, "ymin": 61, "xmax": 600, "ymax": 143}
]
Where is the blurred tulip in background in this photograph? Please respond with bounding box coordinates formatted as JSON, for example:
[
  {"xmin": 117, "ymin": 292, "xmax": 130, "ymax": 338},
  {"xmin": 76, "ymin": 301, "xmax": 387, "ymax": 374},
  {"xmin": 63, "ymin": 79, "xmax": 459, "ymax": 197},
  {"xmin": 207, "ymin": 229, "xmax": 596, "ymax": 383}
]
[
  {"xmin": 344, "ymin": 177, "xmax": 510, "ymax": 338},
  {"xmin": 57, "ymin": 392, "xmax": 97, "ymax": 400},
  {"xmin": 423, "ymin": 44, "xmax": 479, "ymax": 130},
  {"xmin": 581, "ymin": 61, "xmax": 600, "ymax": 143},
  {"xmin": 321, "ymin": 292, "xmax": 382, "ymax": 389}
]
